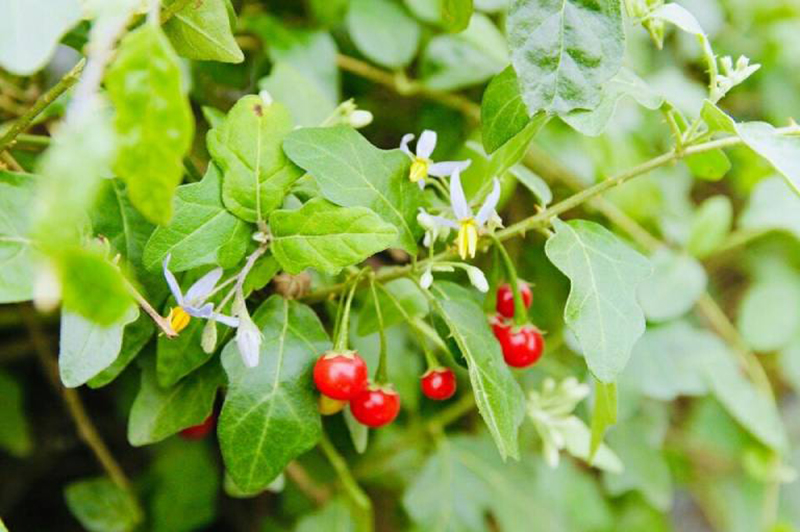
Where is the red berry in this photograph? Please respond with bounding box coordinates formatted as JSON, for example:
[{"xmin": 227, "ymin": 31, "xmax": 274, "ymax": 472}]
[
  {"xmin": 496, "ymin": 282, "xmax": 533, "ymax": 319},
  {"xmin": 180, "ymin": 414, "xmax": 215, "ymax": 440},
  {"xmin": 313, "ymin": 351, "xmax": 368, "ymax": 400},
  {"xmin": 421, "ymin": 368, "xmax": 457, "ymax": 400},
  {"xmin": 350, "ymin": 385, "xmax": 401, "ymax": 428},
  {"xmin": 491, "ymin": 316, "xmax": 544, "ymax": 368}
]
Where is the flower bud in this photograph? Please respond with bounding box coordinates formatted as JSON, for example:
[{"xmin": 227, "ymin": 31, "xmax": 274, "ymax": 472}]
[
  {"xmin": 420, "ymin": 269, "xmax": 433, "ymax": 289},
  {"xmin": 348, "ymin": 109, "xmax": 373, "ymax": 128},
  {"xmin": 201, "ymin": 319, "xmax": 217, "ymax": 354},
  {"xmin": 464, "ymin": 265, "xmax": 489, "ymax": 293},
  {"xmin": 33, "ymin": 261, "xmax": 61, "ymax": 313},
  {"xmin": 258, "ymin": 89, "xmax": 273, "ymax": 106},
  {"xmin": 236, "ymin": 312, "xmax": 263, "ymax": 368}
]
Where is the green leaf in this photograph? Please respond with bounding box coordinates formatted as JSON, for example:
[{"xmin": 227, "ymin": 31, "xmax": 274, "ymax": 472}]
[
  {"xmin": 737, "ymin": 268, "xmax": 800, "ymax": 352},
  {"xmin": 0, "ymin": 0, "xmax": 81, "ymax": 75},
  {"xmin": 686, "ymin": 195, "xmax": 732, "ymax": 259},
  {"xmin": 511, "ymin": 165, "xmax": 552, "ymax": 206},
  {"xmin": 106, "ymin": 24, "xmax": 194, "ymax": 225},
  {"xmin": 481, "ymin": 66, "xmax": 530, "ymax": 154},
  {"xmin": 685, "ymin": 149, "xmax": 731, "ymax": 181},
  {"xmin": 0, "ymin": 370, "xmax": 32, "ymax": 457},
  {"xmin": 258, "ymin": 62, "xmax": 336, "ymax": 127},
  {"xmin": 740, "ymin": 177, "xmax": 800, "ymax": 240},
  {"xmin": 736, "ymin": 121, "xmax": 800, "ymax": 196},
  {"xmin": 270, "ymin": 198, "xmax": 397, "ymax": 275},
  {"xmin": 128, "ymin": 356, "xmax": 223, "ymax": 446},
  {"xmin": 207, "ymin": 96, "xmax": 303, "ymax": 223},
  {"xmin": 219, "ymin": 296, "xmax": 329, "ymax": 493},
  {"xmin": 149, "ymin": 439, "xmax": 220, "ymax": 532},
  {"xmin": 64, "ymin": 477, "xmax": 142, "ymax": 532},
  {"xmin": 296, "ymin": 498, "xmax": 356, "ymax": 532},
  {"xmin": 701, "ymin": 100, "xmax": 737, "ymax": 134},
  {"xmin": 545, "ymin": 219, "xmax": 651, "ymax": 382},
  {"xmin": 637, "ymin": 249, "xmax": 707, "ymax": 322},
  {"xmin": 357, "ymin": 278, "xmax": 428, "ymax": 336},
  {"xmin": 507, "ymin": 0, "xmax": 624, "ymax": 115},
  {"xmin": 431, "ymin": 282, "xmax": 525, "ymax": 460},
  {"xmin": 346, "ymin": 0, "xmax": 420, "ymax": 69},
  {"xmin": 59, "ymin": 306, "xmax": 139, "ymax": 388},
  {"xmin": 88, "ymin": 313, "xmax": 155, "ymax": 389},
  {"xmin": 163, "ymin": 0, "xmax": 244, "ymax": 63},
  {"xmin": 283, "ymin": 126, "xmax": 423, "ymax": 253},
  {"xmin": 343, "ymin": 405, "xmax": 368, "ymax": 454},
  {"xmin": 589, "ymin": 380, "xmax": 617, "ymax": 459},
  {"xmin": 143, "ymin": 165, "xmax": 251, "ymax": 273},
  {"xmin": 441, "ymin": 0, "xmax": 473, "ymax": 32},
  {"xmin": 486, "ymin": 113, "xmax": 549, "ymax": 179},
  {"xmin": 0, "ymin": 171, "xmax": 37, "ymax": 303}
]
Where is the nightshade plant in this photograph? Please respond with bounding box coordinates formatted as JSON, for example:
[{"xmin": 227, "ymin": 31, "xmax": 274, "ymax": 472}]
[{"xmin": 4, "ymin": 0, "xmax": 800, "ymax": 530}]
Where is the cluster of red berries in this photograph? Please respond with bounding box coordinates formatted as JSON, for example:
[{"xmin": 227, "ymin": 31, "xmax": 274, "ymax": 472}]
[{"xmin": 491, "ymin": 282, "xmax": 544, "ymax": 368}]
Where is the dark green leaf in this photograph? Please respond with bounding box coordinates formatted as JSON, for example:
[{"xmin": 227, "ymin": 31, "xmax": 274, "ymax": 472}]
[
  {"xmin": 481, "ymin": 66, "xmax": 530, "ymax": 154},
  {"xmin": 296, "ymin": 498, "xmax": 355, "ymax": 532},
  {"xmin": 0, "ymin": 171, "xmax": 37, "ymax": 303},
  {"xmin": 64, "ymin": 478, "xmax": 141, "ymax": 532},
  {"xmin": 0, "ymin": 370, "xmax": 32, "ymax": 457},
  {"xmin": 163, "ymin": 0, "xmax": 244, "ymax": 63}
]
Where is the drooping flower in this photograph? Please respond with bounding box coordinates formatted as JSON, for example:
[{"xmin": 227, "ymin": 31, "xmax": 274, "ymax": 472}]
[
  {"xmin": 235, "ymin": 312, "xmax": 263, "ymax": 368},
  {"xmin": 162, "ymin": 255, "xmax": 240, "ymax": 334},
  {"xmin": 400, "ymin": 130, "xmax": 470, "ymax": 189}
]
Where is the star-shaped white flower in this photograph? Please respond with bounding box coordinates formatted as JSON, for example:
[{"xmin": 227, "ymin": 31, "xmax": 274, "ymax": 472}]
[{"xmin": 400, "ymin": 130, "xmax": 470, "ymax": 189}]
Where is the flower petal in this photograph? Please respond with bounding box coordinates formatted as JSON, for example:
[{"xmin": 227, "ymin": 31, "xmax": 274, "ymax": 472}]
[
  {"xmin": 475, "ymin": 177, "xmax": 501, "ymax": 226},
  {"xmin": 185, "ymin": 267, "xmax": 223, "ymax": 303},
  {"xmin": 162, "ymin": 254, "xmax": 183, "ymax": 305},
  {"xmin": 431, "ymin": 215, "xmax": 459, "ymax": 229},
  {"xmin": 428, "ymin": 159, "xmax": 470, "ymax": 177},
  {"xmin": 212, "ymin": 313, "xmax": 241, "ymax": 328},
  {"xmin": 416, "ymin": 130, "xmax": 437, "ymax": 159},
  {"xmin": 449, "ymin": 169, "xmax": 471, "ymax": 220},
  {"xmin": 400, "ymin": 133, "xmax": 415, "ymax": 157},
  {"xmin": 185, "ymin": 303, "xmax": 214, "ymax": 318}
]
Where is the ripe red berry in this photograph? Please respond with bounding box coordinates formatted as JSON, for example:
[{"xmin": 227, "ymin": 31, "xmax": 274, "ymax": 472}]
[
  {"xmin": 313, "ymin": 351, "xmax": 368, "ymax": 400},
  {"xmin": 421, "ymin": 368, "xmax": 457, "ymax": 400},
  {"xmin": 180, "ymin": 414, "xmax": 215, "ymax": 440},
  {"xmin": 350, "ymin": 385, "xmax": 401, "ymax": 428},
  {"xmin": 496, "ymin": 282, "xmax": 533, "ymax": 319},
  {"xmin": 491, "ymin": 316, "xmax": 544, "ymax": 368}
]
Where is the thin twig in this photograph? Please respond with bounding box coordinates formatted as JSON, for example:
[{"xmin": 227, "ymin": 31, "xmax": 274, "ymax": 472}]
[
  {"xmin": 284, "ymin": 461, "xmax": 330, "ymax": 506},
  {"xmin": 318, "ymin": 430, "xmax": 374, "ymax": 531}
]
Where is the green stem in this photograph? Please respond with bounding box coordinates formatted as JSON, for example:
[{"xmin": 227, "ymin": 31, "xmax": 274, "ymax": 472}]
[
  {"xmin": 334, "ymin": 269, "xmax": 367, "ymax": 352},
  {"xmin": 319, "ymin": 431, "xmax": 373, "ymax": 532},
  {"xmin": 490, "ymin": 235, "xmax": 527, "ymax": 326},
  {"xmin": 369, "ymin": 277, "xmax": 389, "ymax": 384}
]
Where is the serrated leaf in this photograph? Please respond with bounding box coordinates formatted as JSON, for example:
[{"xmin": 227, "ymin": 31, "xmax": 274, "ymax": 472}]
[
  {"xmin": 87, "ymin": 313, "xmax": 155, "ymax": 389},
  {"xmin": 481, "ymin": 66, "xmax": 530, "ymax": 154},
  {"xmin": 431, "ymin": 282, "xmax": 525, "ymax": 460},
  {"xmin": 106, "ymin": 24, "xmax": 194, "ymax": 225},
  {"xmin": 346, "ymin": 0, "xmax": 420, "ymax": 68},
  {"xmin": 545, "ymin": 219, "xmax": 651, "ymax": 382},
  {"xmin": 207, "ymin": 96, "xmax": 303, "ymax": 223},
  {"xmin": 507, "ymin": 0, "xmax": 624, "ymax": 115},
  {"xmin": 686, "ymin": 195, "xmax": 732, "ymax": 259},
  {"xmin": 163, "ymin": 0, "xmax": 244, "ymax": 63},
  {"xmin": 357, "ymin": 278, "xmax": 428, "ymax": 336},
  {"xmin": 0, "ymin": 370, "xmax": 32, "ymax": 457},
  {"xmin": 589, "ymin": 380, "xmax": 616, "ymax": 458},
  {"xmin": 736, "ymin": 121, "xmax": 800, "ymax": 196},
  {"xmin": 270, "ymin": 198, "xmax": 397, "ymax": 275},
  {"xmin": 0, "ymin": 0, "xmax": 81, "ymax": 75},
  {"xmin": 128, "ymin": 356, "xmax": 223, "ymax": 446},
  {"xmin": 0, "ymin": 171, "xmax": 37, "ymax": 303},
  {"xmin": 284, "ymin": 126, "xmax": 423, "ymax": 253},
  {"xmin": 64, "ymin": 477, "xmax": 142, "ymax": 532},
  {"xmin": 59, "ymin": 306, "xmax": 139, "ymax": 388},
  {"xmin": 219, "ymin": 296, "xmax": 329, "ymax": 493},
  {"xmin": 441, "ymin": 0, "xmax": 473, "ymax": 32},
  {"xmin": 143, "ymin": 165, "xmax": 251, "ymax": 273},
  {"xmin": 637, "ymin": 249, "xmax": 707, "ymax": 322}
]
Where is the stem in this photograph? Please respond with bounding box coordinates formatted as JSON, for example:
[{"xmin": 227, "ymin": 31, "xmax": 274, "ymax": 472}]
[
  {"xmin": 334, "ymin": 269, "xmax": 368, "ymax": 352},
  {"xmin": 369, "ymin": 277, "xmax": 389, "ymax": 384},
  {"xmin": 284, "ymin": 462, "xmax": 330, "ymax": 506},
  {"xmin": 490, "ymin": 235, "xmax": 527, "ymax": 327},
  {"xmin": 318, "ymin": 431, "xmax": 373, "ymax": 532},
  {"xmin": 125, "ymin": 280, "xmax": 177, "ymax": 338}
]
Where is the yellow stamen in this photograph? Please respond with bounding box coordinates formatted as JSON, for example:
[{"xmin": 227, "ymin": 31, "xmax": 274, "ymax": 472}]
[
  {"xmin": 409, "ymin": 157, "xmax": 429, "ymax": 183},
  {"xmin": 167, "ymin": 306, "xmax": 191, "ymax": 334},
  {"xmin": 318, "ymin": 395, "xmax": 346, "ymax": 416},
  {"xmin": 457, "ymin": 219, "xmax": 478, "ymax": 259}
]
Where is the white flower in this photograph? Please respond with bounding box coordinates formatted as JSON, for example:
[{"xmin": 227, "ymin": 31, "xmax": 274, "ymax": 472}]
[
  {"xmin": 162, "ymin": 255, "xmax": 240, "ymax": 334},
  {"xmin": 400, "ymin": 130, "xmax": 470, "ymax": 189},
  {"xmin": 528, "ymin": 378, "xmax": 591, "ymax": 469},
  {"xmin": 419, "ymin": 264, "xmax": 455, "ymax": 290},
  {"xmin": 420, "ymin": 269, "xmax": 434, "ymax": 289},
  {"xmin": 417, "ymin": 208, "xmax": 451, "ymax": 248},
  {"xmin": 235, "ymin": 312, "xmax": 263, "ymax": 368},
  {"xmin": 463, "ymin": 265, "xmax": 489, "ymax": 293},
  {"xmin": 258, "ymin": 89, "xmax": 273, "ymax": 105}
]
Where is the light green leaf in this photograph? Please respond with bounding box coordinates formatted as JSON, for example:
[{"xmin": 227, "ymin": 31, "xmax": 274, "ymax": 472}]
[
  {"xmin": 283, "ymin": 126, "xmax": 423, "ymax": 253},
  {"xmin": 545, "ymin": 219, "xmax": 651, "ymax": 382},
  {"xmin": 163, "ymin": 0, "xmax": 244, "ymax": 63},
  {"xmin": 270, "ymin": 198, "xmax": 397, "ymax": 275},
  {"xmin": 258, "ymin": 62, "xmax": 336, "ymax": 127},
  {"xmin": 347, "ymin": 0, "xmax": 420, "ymax": 68},
  {"xmin": 686, "ymin": 195, "xmax": 732, "ymax": 258},
  {"xmin": 637, "ymin": 249, "xmax": 707, "ymax": 322},
  {"xmin": 441, "ymin": 0, "xmax": 473, "ymax": 32},
  {"xmin": 486, "ymin": 113, "xmax": 549, "ymax": 180},
  {"xmin": 559, "ymin": 416, "xmax": 622, "ymax": 473},
  {"xmin": 207, "ymin": 96, "xmax": 303, "ymax": 223},
  {"xmin": 296, "ymin": 498, "xmax": 356, "ymax": 532},
  {"xmin": 343, "ymin": 405, "xmax": 368, "ymax": 454},
  {"xmin": 143, "ymin": 165, "xmax": 251, "ymax": 273},
  {"xmin": 0, "ymin": 0, "xmax": 81, "ymax": 75},
  {"xmin": 431, "ymin": 282, "xmax": 525, "ymax": 460},
  {"xmin": 701, "ymin": 100, "xmax": 737, "ymax": 134},
  {"xmin": 0, "ymin": 171, "xmax": 37, "ymax": 303},
  {"xmin": 740, "ymin": 177, "xmax": 800, "ymax": 240},
  {"xmin": 87, "ymin": 313, "xmax": 155, "ymax": 389},
  {"xmin": 128, "ymin": 357, "xmax": 223, "ymax": 446},
  {"xmin": 648, "ymin": 3, "xmax": 705, "ymax": 36},
  {"xmin": 64, "ymin": 477, "xmax": 142, "ymax": 532},
  {"xmin": 481, "ymin": 66, "xmax": 530, "ymax": 154},
  {"xmin": 106, "ymin": 24, "xmax": 194, "ymax": 225},
  {"xmin": 589, "ymin": 380, "xmax": 617, "ymax": 458},
  {"xmin": 685, "ymin": 149, "xmax": 731, "ymax": 181},
  {"xmin": 510, "ymin": 165, "xmax": 552, "ymax": 206},
  {"xmin": 0, "ymin": 370, "xmax": 32, "ymax": 457},
  {"xmin": 149, "ymin": 439, "xmax": 220, "ymax": 532},
  {"xmin": 357, "ymin": 278, "xmax": 428, "ymax": 336},
  {"xmin": 737, "ymin": 268, "xmax": 800, "ymax": 352},
  {"xmin": 736, "ymin": 121, "xmax": 800, "ymax": 196},
  {"xmin": 59, "ymin": 306, "xmax": 139, "ymax": 388},
  {"xmin": 219, "ymin": 296, "xmax": 329, "ymax": 493},
  {"xmin": 507, "ymin": 0, "xmax": 624, "ymax": 115}
]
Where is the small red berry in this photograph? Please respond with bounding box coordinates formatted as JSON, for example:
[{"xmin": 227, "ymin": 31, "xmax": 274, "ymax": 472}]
[
  {"xmin": 350, "ymin": 385, "xmax": 401, "ymax": 428},
  {"xmin": 496, "ymin": 282, "xmax": 533, "ymax": 319},
  {"xmin": 421, "ymin": 368, "xmax": 457, "ymax": 400},
  {"xmin": 313, "ymin": 351, "xmax": 368, "ymax": 400},
  {"xmin": 491, "ymin": 316, "xmax": 544, "ymax": 368},
  {"xmin": 180, "ymin": 414, "xmax": 215, "ymax": 440}
]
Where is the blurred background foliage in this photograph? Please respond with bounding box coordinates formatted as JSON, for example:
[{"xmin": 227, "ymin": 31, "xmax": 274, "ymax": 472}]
[{"xmin": 3, "ymin": 0, "xmax": 800, "ymax": 530}]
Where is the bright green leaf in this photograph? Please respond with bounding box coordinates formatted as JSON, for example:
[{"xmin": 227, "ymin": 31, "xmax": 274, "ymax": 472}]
[
  {"xmin": 481, "ymin": 66, "xmax": 530, "ymax": 154},
  {"xmin": 346, "ymin": 0, "xmax": 420, "ymax": 69},
  {"xmin": 486, "ymin": 113, "xmax": 549, "ymax": 180},
  {"xmin": 637, "ymin": 249, "xmax": 707, "ymax": 322},
  {"xmin": 0, "ymin": 171, "xmax": 37, "ymax": 303},
  {"xmin": 0, "ymin": 370, "xmax": 32, "ymax": 457},
  {"xmin": 163, "ymin": 0, "xmax": 244, "ymax": 63},
  {"xmin": 685, "ymin": 149, "xmax": 731, "ymax": 181},
  {"xmin": 736, "ymin": 121, "xmax": 800, "ymax": 196},
  {"xmin": 590, "ymin": 380, "xmax": 617, "ymax": 459},
  {"xmin": 545, "ymin": 219, "xmax": 651, "ymax": 382},
  {"xmin": 702, "ymin": 100, "xmax": 737, "ymax": 134},
  {"xmin": 686, "ymin": 195, "xmax": 732, "ymax": 258},
  {"xmin": 106, "ymin": 24, "xmax": 194, "ymax": 225},
  {"xmin": 441, "ymin": 0, "xmax": 473, "ymax": 32},
  {"xmin": 64, "ymin": 478, "xmax": 142, "ymax": 532}
]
